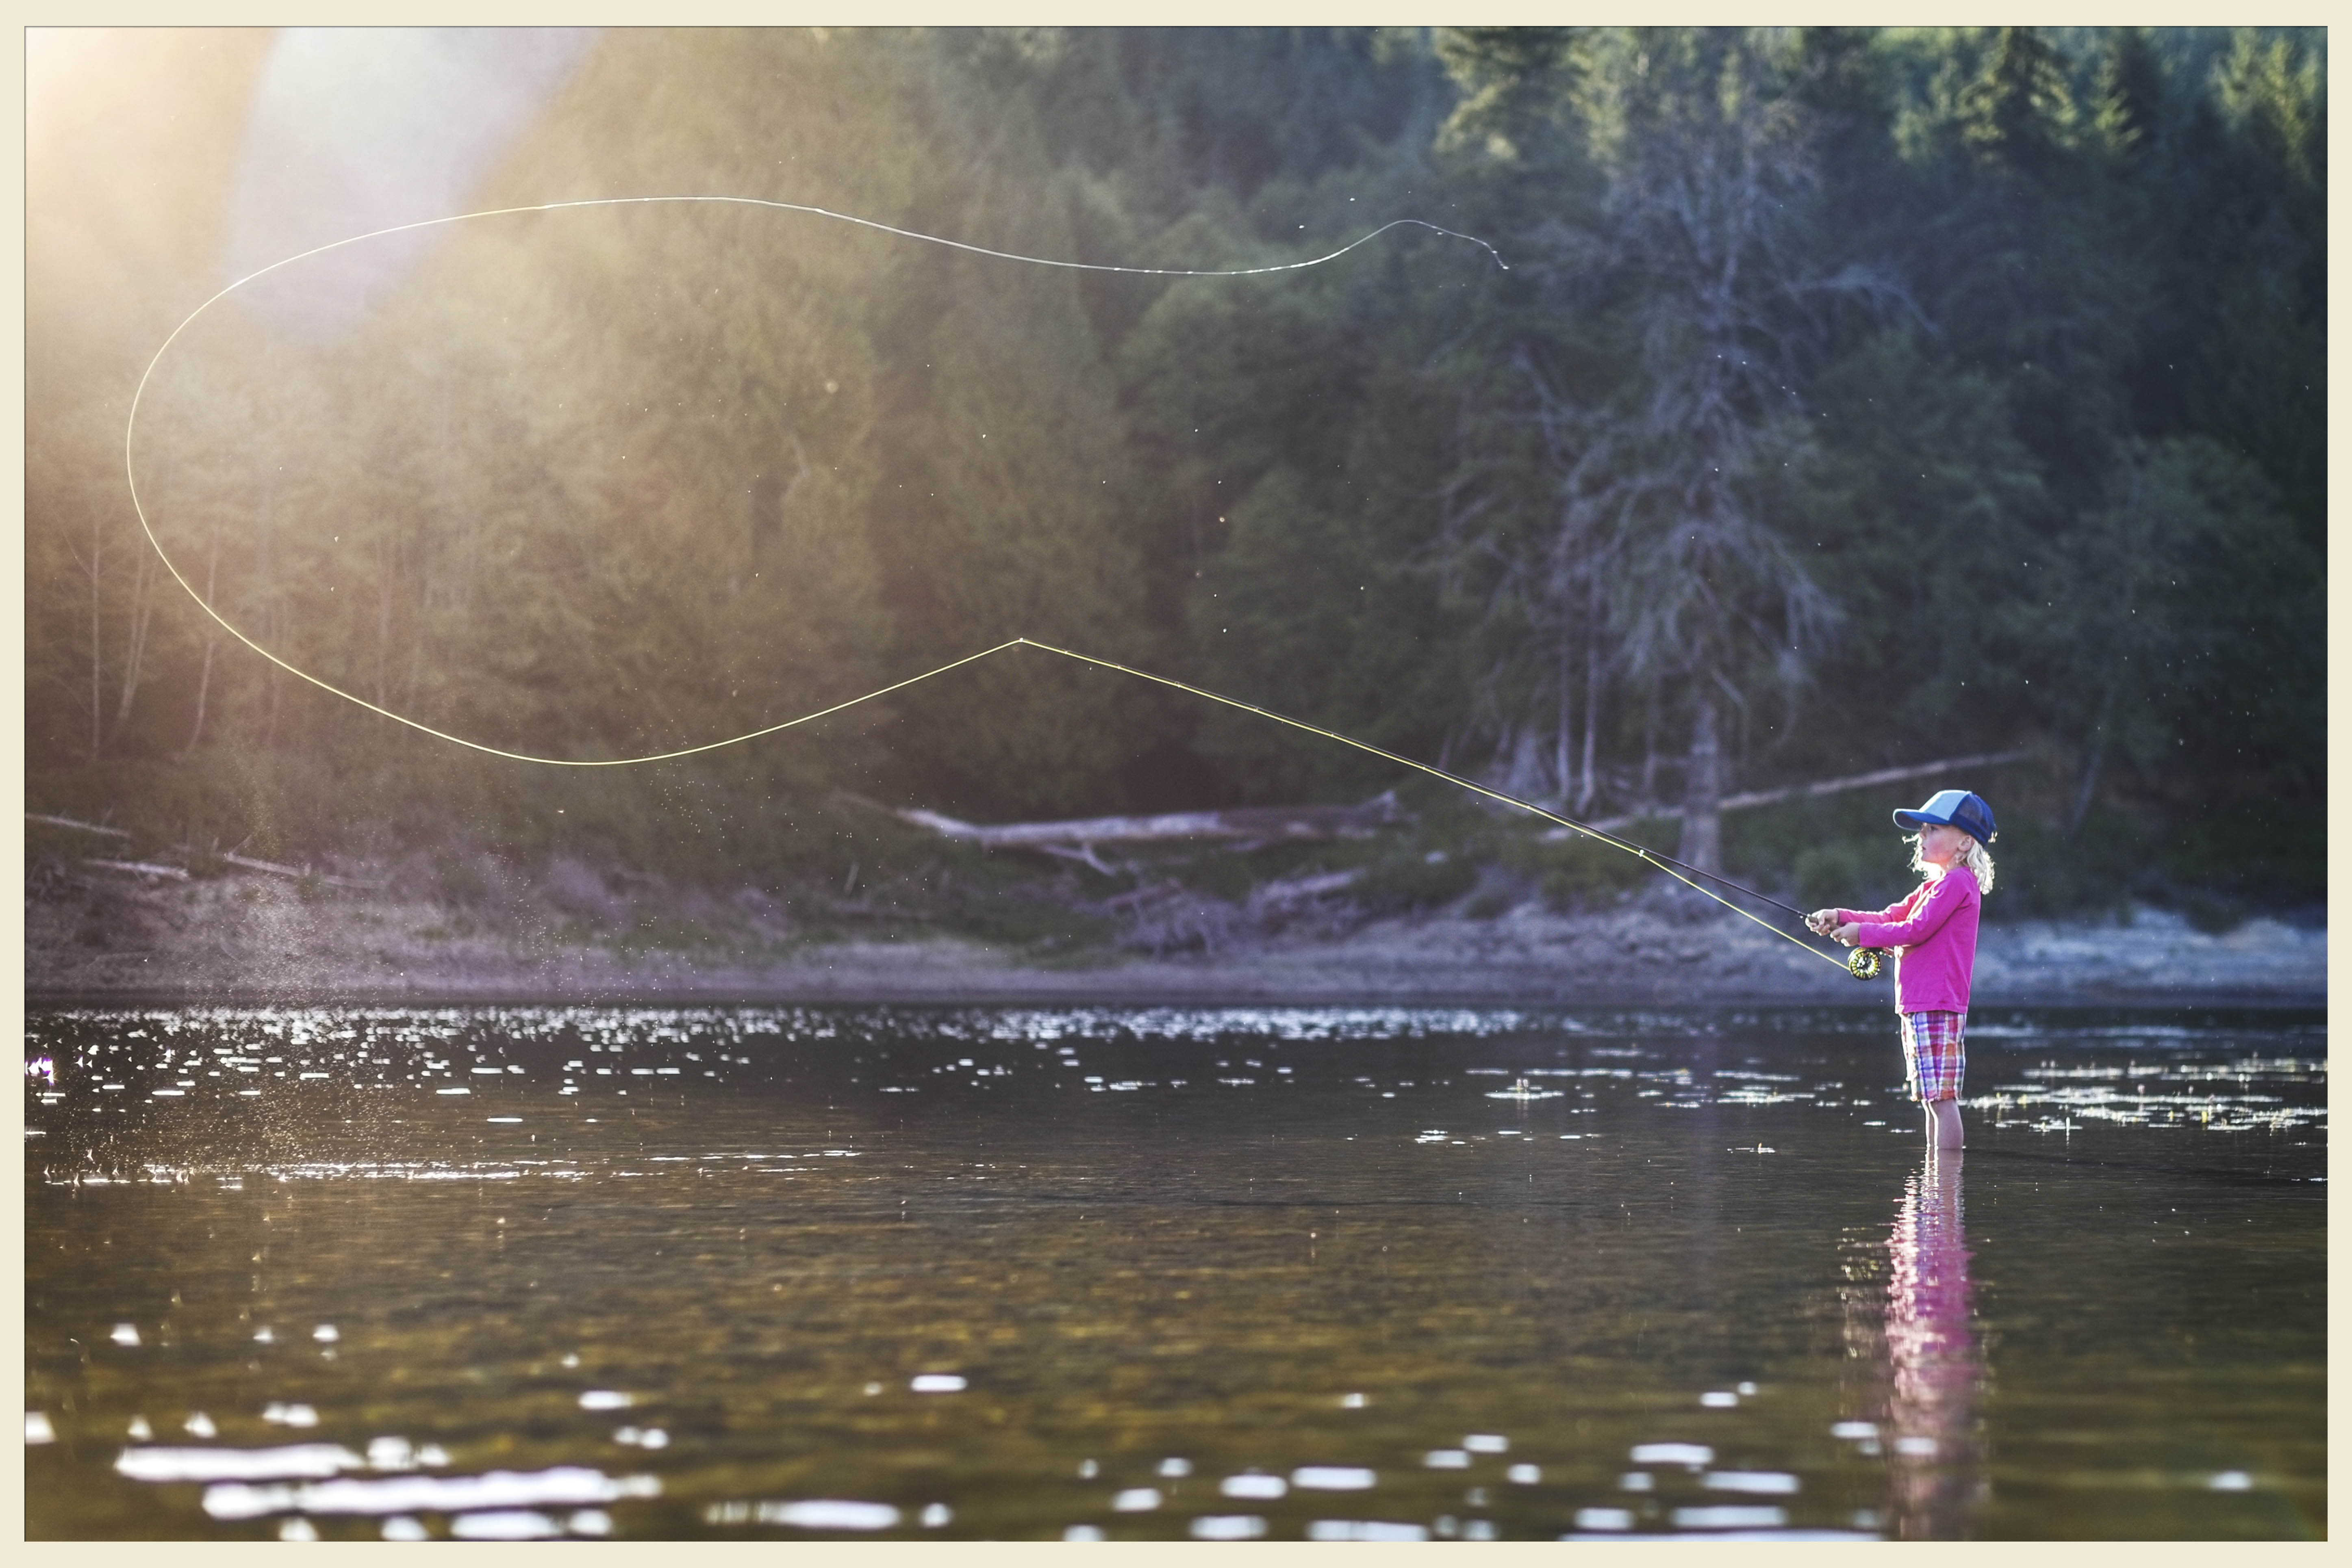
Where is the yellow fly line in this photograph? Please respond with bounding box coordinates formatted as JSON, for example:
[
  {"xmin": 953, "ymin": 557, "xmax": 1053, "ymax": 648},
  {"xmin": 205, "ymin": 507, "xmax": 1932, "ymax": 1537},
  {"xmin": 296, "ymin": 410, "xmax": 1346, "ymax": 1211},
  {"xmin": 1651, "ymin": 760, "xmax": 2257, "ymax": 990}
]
[
  {"xmin": 1012, "ymin": 640, "xmax": 1848, "ymax": 970},
  {"xmin": 122, "ymin": 195, "xmax": 1501, "ymax": 765},
  {"xmin": 120, "ymin": 193, "xmax": 1841, "ymax": 970}
]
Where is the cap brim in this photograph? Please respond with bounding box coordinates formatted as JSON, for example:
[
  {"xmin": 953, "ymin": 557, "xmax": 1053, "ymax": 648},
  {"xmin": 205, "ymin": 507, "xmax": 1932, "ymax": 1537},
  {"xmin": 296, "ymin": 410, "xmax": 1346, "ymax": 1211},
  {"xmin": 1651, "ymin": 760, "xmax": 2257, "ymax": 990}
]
[{"xmin": 1892, "ymin": 810, "xmax": 1943, "ymax": 830}]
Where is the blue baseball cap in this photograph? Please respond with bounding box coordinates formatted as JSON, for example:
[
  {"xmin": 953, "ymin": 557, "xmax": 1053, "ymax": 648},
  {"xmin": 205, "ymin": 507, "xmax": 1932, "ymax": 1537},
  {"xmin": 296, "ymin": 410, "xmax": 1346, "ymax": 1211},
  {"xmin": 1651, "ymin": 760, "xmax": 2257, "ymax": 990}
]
[{"xmin": 1894, "ymin": 789, "xmax": 1997, "ymax": 845}]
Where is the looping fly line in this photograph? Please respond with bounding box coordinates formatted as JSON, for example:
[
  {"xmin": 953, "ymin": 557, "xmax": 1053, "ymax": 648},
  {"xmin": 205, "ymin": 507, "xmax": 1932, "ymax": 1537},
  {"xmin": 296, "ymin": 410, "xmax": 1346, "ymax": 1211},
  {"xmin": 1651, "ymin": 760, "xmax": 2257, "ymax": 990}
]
[{"xmin": 122, "ymin": 193, "xmax": 1845, "ymax": 971}]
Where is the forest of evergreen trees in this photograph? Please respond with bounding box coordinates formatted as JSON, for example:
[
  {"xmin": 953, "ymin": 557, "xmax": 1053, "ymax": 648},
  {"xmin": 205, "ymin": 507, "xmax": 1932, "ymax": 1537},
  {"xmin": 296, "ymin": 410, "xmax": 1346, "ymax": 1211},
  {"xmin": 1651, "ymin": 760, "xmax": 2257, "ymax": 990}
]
[{"xmin": 25, "ymin": 28, "xmax": 2326, "ymax": 935}]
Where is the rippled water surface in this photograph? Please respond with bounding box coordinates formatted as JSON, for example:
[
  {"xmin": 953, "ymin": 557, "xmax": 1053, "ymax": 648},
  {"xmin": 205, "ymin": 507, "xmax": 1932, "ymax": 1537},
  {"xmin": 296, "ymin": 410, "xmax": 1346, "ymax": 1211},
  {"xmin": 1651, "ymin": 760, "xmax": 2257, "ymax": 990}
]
[{"xmin": 24, "ymin": 1003, "xmax": 2325, "ymax": 1540}]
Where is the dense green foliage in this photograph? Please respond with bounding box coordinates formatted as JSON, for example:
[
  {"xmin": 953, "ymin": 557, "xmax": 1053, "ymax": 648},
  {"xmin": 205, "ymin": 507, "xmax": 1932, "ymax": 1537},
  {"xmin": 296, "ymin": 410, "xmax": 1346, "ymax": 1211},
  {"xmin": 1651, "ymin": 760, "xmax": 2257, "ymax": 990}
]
[{"xmin": 26, "ymin": 27, "xmax": 2324, "ymax": 933}]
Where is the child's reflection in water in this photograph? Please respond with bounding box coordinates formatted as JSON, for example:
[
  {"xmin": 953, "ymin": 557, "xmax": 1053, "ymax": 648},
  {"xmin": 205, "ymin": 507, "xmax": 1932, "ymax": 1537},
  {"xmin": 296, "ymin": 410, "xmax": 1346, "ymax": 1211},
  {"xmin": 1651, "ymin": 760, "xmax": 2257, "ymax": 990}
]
[{"xmin": 1883, "ymin": 1149, "xmax": 1986, "ymax": 1538}]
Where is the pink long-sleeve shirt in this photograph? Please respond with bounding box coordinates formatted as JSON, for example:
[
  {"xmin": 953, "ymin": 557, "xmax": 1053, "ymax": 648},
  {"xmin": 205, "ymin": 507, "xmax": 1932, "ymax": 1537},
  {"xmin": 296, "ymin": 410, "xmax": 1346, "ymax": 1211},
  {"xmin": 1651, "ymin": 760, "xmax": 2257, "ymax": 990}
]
[{"xmin": 1838, "ymin": 869, "xmax": 1981, "ymax": 1014}]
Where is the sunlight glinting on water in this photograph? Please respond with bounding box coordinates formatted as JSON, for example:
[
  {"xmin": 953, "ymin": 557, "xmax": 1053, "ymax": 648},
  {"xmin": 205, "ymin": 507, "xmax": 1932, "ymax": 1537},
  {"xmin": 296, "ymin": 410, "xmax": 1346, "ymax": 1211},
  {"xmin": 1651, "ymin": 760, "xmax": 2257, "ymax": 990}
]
[
  {"xmin": 200, "ymin": 1466, "xmax": 660, "ymax": 1519},
  {"xmin": 25, "ymin": 1004, "xmax": 2325, "ymax": 1538}
]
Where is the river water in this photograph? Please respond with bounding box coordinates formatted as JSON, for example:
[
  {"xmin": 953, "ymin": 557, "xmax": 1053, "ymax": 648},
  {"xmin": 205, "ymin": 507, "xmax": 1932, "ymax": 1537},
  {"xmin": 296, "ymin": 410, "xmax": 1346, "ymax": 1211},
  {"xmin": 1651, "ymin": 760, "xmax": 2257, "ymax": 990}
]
[{"xmin": 23, "ymin": 1003, "xmax": 2325, "ymax": 1540}]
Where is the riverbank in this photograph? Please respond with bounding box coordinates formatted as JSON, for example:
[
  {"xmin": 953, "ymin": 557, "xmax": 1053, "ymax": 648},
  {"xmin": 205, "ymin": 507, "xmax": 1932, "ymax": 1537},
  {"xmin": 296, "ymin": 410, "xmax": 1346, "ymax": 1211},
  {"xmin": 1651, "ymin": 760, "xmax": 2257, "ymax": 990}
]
[{"xmin": 23, "ymin": 859, "xmax": 2326, "ymax": 1009}]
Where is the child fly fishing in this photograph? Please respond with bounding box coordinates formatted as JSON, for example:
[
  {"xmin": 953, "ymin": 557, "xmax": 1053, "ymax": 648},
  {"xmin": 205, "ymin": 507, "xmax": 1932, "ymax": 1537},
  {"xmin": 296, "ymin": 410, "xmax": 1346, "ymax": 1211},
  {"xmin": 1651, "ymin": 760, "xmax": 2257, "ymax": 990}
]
[{"xmin": 1807, "ymin": 791, "xmax": 1997, "ymax": 1151}]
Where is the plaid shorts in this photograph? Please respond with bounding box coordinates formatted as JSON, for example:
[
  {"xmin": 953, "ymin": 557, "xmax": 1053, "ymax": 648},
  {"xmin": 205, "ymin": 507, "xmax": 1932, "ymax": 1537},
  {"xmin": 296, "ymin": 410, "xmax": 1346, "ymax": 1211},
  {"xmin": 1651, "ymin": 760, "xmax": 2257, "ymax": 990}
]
[{"xmin": 1900, "ymin": 1011, "xmax": 1967, "ymax": 1103}]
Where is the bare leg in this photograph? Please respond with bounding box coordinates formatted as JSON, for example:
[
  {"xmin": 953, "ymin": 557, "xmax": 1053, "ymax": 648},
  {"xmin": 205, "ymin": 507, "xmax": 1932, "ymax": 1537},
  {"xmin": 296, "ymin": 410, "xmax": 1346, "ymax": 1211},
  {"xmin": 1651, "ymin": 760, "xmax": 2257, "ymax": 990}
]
[{"xmin": 1924, "ymin": 1098, "xmax": 1963, "ymax": 1151}]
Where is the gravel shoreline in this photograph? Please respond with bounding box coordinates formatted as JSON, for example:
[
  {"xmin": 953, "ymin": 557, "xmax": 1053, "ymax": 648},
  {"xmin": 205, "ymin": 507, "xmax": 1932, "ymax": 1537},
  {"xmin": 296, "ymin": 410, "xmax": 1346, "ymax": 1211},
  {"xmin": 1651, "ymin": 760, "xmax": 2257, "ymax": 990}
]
[{"xmin": 24, "ymin": 865, "xmax": 2326, "ymax": 1010}]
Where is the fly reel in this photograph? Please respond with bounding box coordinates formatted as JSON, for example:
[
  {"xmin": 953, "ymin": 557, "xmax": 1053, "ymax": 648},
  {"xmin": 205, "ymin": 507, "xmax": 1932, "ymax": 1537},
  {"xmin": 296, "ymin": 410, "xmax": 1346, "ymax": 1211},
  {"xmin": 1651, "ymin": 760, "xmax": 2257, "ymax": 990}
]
[{"xmin": 1846, "ymin": 947, "xmax": 1886, "ymax": 981}]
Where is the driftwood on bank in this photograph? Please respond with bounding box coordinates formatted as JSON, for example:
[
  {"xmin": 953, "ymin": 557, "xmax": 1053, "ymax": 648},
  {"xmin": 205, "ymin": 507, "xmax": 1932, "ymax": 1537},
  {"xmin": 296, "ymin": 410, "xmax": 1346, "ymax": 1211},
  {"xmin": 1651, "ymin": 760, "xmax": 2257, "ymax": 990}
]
[
  {"xmin": 876, "ymin": 747, "xmax": 2033, "ymax": 872},
  {"xmin": 1111, "ymin": 868, "xmax": 1362, "ymax": 912},
  {"xmin": 28, "ymin": 813, "xmax": 379, "ymax": 889},
  {"xmin": 1543, "ymin": 748, "xmax": 2037, "ymax": 839},
  {"xmin": 879, "ymin": 793, "xmax": 1406, "ymax": 873},
  {"xmin": 27, "ymin": 813, "xmax": 130, "ymax": 839},
  {"xmin": 215, "ymin": 851, "xmax": 380, "ymax": 890},
  {"xmin": 83, "ymin": 858, "xmax": 191, "ymax": 881}
]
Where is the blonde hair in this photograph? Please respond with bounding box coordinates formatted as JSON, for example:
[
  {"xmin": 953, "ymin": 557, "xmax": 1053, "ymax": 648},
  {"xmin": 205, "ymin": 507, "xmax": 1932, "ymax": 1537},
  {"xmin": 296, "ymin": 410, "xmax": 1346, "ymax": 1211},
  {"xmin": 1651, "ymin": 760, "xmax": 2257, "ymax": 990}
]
[{"xmin": 1909, "ymin": 831, "xmax": 1996, "ymax": 894}]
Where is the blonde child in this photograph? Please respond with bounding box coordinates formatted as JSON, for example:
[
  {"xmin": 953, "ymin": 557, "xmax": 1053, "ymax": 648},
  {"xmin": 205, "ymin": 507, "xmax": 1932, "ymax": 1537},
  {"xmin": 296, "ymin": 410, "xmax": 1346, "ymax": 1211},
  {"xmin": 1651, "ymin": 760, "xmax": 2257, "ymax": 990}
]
[{"xmin": 1807, "ymin": 790, "xmax": 1997, "ymax": 1152}]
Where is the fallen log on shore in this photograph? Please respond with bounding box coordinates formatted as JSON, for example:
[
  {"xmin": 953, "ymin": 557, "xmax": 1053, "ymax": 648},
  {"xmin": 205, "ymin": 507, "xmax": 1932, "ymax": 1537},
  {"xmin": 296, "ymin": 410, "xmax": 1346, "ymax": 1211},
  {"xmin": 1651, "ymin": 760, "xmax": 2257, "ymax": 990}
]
[
  {"xmin": 85, "ymin": 858, "xmax": 191, "ymax": 881},
  {"xmin": 1543, "ymin": 749, "xmax": 2037, "ymax": 838},
  {"xmin": 27, "ymin": 813, "xmax": 131, "ymax": 839},
  {"xmin": 215, "ymin": 852, "xmax": 381, "ymax": 890},
  {"xmin": 881, "ymin": 793, "xmax": 1406, "ymax": 871},
  {"xmin": 32, "ymin": 814, "xmax": 380, "ymax": 888}
]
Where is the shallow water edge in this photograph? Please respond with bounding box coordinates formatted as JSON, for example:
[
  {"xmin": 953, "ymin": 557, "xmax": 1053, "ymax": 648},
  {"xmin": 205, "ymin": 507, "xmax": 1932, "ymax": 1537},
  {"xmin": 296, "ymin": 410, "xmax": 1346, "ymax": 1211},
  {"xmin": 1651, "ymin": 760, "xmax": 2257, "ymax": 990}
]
[
  {"xmin": 26, "ymin": 1002, "xmax": 2326, "ymax": 1540},
  {"xmin": 27, "ymin": 864, "xmax": 2326, "ymax": 1011}
]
